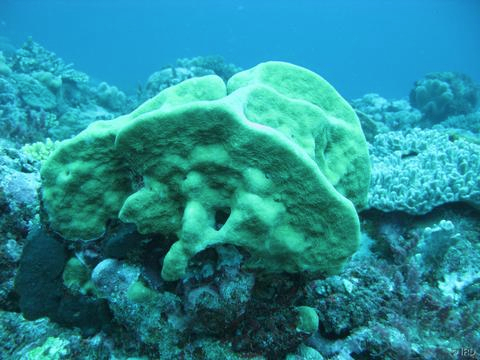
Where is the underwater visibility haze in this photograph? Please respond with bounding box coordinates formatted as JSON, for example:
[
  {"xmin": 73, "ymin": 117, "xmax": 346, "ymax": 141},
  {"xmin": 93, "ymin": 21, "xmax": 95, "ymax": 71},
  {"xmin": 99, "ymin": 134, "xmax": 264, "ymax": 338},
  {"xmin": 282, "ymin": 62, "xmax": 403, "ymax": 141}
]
[
  {"xmin": 0, "ymin": 1, "xmax": 479, "ymax": 359},
  {"xmin": 2, "ymin": 0, "xmax": 480, "ymax": 98}
]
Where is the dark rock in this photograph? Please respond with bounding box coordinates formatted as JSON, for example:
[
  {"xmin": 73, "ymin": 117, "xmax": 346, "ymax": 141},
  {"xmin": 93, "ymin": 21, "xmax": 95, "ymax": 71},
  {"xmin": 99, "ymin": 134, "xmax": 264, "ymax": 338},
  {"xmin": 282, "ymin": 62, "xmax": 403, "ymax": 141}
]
[{"xmin": 15, "ymin": 226, "xmax": 67, "ymax": 319}]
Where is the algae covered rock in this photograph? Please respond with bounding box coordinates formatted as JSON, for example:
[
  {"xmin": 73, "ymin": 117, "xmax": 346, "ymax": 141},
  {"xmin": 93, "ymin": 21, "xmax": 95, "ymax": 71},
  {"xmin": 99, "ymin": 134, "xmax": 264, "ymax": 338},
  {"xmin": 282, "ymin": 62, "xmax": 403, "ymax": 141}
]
[{"xmin": 41, "ymin": 61, "xmax": 370, "ymax": 281}]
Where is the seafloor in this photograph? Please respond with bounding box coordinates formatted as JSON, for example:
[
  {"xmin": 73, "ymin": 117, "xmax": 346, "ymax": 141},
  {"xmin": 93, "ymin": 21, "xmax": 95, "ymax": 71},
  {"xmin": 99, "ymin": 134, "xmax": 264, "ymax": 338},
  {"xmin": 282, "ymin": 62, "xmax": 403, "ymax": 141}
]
[{"xmin": 0, "ymin": 39, "xmax": 479, "ymax": 359}]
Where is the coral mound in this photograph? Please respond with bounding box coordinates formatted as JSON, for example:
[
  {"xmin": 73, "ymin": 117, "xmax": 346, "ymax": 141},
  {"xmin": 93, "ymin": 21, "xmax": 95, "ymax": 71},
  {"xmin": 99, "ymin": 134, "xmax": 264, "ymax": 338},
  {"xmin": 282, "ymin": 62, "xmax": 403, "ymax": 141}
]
[
  {"xmin": 41, "ymin": 61, "xmax": 370, "ymax": 280},
  {"xmin": 410, "ymin": 72, "xmax": 479, "ymax": 122}
]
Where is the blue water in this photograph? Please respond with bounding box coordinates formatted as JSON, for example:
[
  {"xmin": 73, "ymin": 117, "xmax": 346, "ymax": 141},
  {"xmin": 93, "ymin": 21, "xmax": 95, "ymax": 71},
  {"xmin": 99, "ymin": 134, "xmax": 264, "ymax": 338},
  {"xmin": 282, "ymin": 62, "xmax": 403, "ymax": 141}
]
[{"xmin": 1, "ymin": 0, "xmax": 479, "ymax": 99}]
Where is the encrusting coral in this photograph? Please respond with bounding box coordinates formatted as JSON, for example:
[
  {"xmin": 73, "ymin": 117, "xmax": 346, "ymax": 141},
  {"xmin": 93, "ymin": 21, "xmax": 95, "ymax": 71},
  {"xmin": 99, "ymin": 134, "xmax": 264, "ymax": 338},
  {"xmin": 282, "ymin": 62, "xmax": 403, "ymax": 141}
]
[{"xmin": 369, "ymin": 128, "xmax": 480, "ymax": 214}]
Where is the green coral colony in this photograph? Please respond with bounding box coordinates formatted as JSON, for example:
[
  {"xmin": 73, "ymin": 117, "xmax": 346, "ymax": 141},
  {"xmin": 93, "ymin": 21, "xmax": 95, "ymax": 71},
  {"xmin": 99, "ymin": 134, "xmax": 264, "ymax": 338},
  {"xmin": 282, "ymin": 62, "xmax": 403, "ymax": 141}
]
[{"xmin": 41, "ymin": 61, "xmax": 370, "ymax": 281}]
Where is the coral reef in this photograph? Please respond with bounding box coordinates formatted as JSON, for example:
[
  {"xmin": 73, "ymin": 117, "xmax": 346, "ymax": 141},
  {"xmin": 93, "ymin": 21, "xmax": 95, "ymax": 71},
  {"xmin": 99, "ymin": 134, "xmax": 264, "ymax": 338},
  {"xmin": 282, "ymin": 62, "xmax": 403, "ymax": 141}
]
[
  {"xmin": 0, "ymin": 39, "xmax": 130, "ymax": 142},
  {"xmin": 21, "ymin": 138, "xmax": 59, "ymax": 162},
  {"xmin": 141, "ymin": 55, "xmax": 241, "ymax": 100},
  {"xmin": 0, "ymin": 311, "xmax": 104, "ymax": 359},
  {"xmin": 91, "ymin": 258, "xmax": 182, "ymax": 355},
  {"xmin": 1, "ymin": 39, "xmax": 480, "ymax": 359},
  {"xmin": 410, "ymin": 71, "xmax": 479, "ymax": 123},
  {"xmin": 177, "ymin": 55, "xmax": 241, "ymax": 81},
  {"xmin": 351, "ymin": 93, "xmax": 422, "ymax": 132},
  {"xmin": 304, "ymin": 206, "xmax": 480, "ymax": 358},
  {"xmin": 40, "ymin": 62, "xmax": 370, "ymax": 280},
  {"xmin": 369, "ymin": 128, "xmax": 480, "ymax": 214},
  {"xmin": 14, "ymin": 226, "xmax": 112, "ymax": 335},
  {"xmin": 0, "ymin": 142, "xmax": 40, "ymax": 310},
  {"xmin": 440, "ymin": 110, "xmax": 480, "ymax": 135}
]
